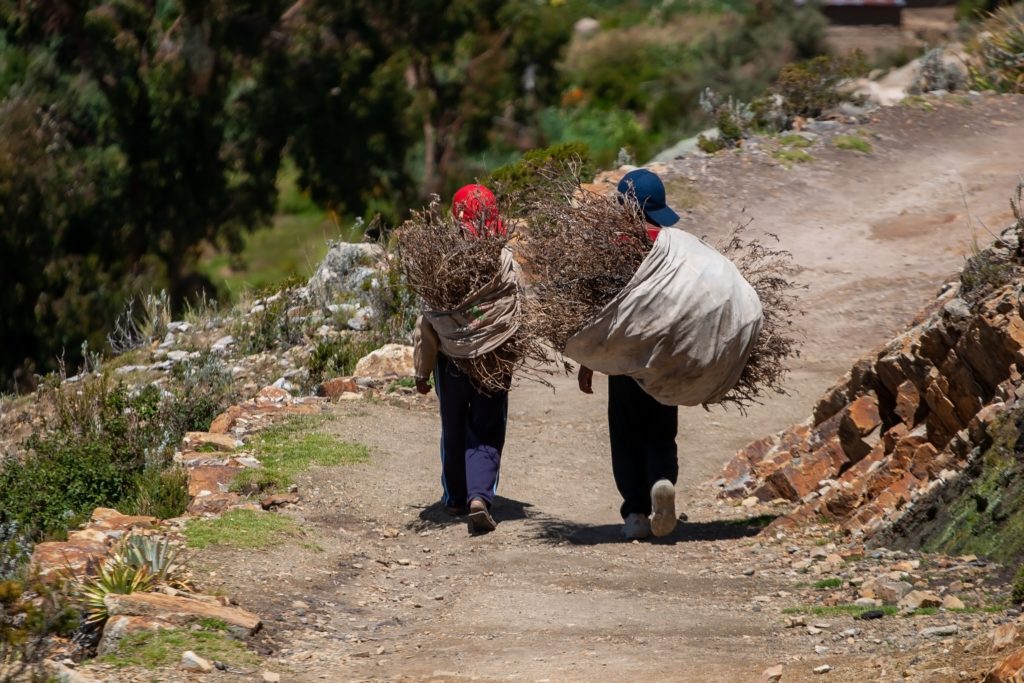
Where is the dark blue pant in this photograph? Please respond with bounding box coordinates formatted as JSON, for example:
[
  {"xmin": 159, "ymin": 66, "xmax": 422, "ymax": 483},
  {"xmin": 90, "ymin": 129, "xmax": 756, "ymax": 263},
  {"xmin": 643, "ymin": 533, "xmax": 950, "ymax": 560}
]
[
  {"xmin": 608, "ymin": 375, "xmax": 678, "ymax": 519},
  {"xmin": 435, "ymin": 354, "xmax": 508, "ymax": 509}
]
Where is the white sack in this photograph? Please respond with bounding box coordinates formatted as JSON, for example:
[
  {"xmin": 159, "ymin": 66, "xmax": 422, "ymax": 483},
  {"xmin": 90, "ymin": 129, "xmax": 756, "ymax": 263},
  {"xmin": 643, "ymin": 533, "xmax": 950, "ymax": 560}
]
[{"xmin": 564, "ymin": 228, "xmax": 762, "ymax": 406}]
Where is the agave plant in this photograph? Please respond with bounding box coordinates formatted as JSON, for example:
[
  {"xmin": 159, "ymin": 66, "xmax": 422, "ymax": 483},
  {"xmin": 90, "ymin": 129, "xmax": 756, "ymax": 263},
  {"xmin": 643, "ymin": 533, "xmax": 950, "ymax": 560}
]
[
  {"xmin": 74, "ymin": 558, "xmax": 154, "ymax": 625},
  {"xmin": 121, "ymin": 535, "xmax": 182, "ymax": 584}
]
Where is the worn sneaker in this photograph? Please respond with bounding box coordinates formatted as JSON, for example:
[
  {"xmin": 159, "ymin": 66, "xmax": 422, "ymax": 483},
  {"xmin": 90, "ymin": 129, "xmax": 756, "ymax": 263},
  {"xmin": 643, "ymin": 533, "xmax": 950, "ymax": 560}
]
[
  {"xmin": 650, "ymin": 479, "xmax": 677, "ymax": 537},
  {"xmin": 622, "ymin": 513, "xmax": 651, "ymax": 540},
  {"xmin": 467, "ymin": 498, "xmax": 497, "ymax": 535}
]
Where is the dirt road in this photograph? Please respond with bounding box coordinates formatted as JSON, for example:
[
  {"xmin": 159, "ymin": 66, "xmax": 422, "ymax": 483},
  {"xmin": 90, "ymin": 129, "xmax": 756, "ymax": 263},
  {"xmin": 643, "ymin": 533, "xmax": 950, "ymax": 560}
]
[{"xmin": 196, "ymin": 94, "xmax": 1024, "ymax": 682}]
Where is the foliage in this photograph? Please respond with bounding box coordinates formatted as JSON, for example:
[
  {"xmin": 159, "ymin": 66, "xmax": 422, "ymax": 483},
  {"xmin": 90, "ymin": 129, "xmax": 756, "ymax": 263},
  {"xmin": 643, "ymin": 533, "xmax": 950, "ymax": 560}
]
[
  {"xmin": 184, "ymin": 510, "xmax": 297, "ymax": 550},
  {"xmin": 697, "ymin": 134, "xmax": 727, "ymax": 154},
  {"xmin": 119, "ymin": 536, "xmax": 184, "ymax": 588},
  {"xmin": 773, "ymin": 148, "xmax": 813, "ymax": 165},
  {"xmin": 236, "ymin": 291, "xmax": 307, "ymax": 355},
  {"xmin": 72, "ymin": 558, "xmax": 155, "ymax": 626},
  {"xmin": 487, "ymin": 143, "xmax": 595, "ymax": 198},
  {"xmin": 1013, "ymin": 564, "xmax": 1024, "ymax": 604},
  {"xmin": 0, "ymin": 523, "xmax": 31, "ymax": 582},
  {"xmin": 1, "ymin": 575, "xmax": 78, "ymax": 682},
  {"xmin": 307, "ymin": 337, "xmax": 380, "ymax": 387},
  {"xmin": 813, "ymin": 578, "xmax": 843, "ymax": 590},
  {"xmin": 774, "ymin": 53, "xmax": 867, "ymax": 119},
  {"xmin": 98, "ymin": 626, "xmax": 259, "ymax": 670},
  {"xmin": 968, "ymin": 3, "xmax": 1024, "ymax": 93},
  {"xmin": 0, "ymin": 361, "xmax": 232, "ymax": 538},
  {"xmin": 126, "ymin": 467, "xmax": 190, "ymax": 521},
  {"xmin": 231, "ymin": 416, "xmax": 368, "ymax": 494},
  {"xmin": 834, "ymin": 135, "xmax": 873, "ymax": 153}
]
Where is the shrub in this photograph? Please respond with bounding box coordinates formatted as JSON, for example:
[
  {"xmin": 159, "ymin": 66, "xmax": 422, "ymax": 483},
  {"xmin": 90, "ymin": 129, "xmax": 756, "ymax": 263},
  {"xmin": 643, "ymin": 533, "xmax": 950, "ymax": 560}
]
[
  {"xmin": 127, "ymin": 467, "xmax": 190, "ymax": 520},
  {"xmin": 307, "ymin": 336, "xmax": 379, "ymax": 387},
  {"xmin": 0, "ymin": 522, "xmax": 31, "ymax": 581},
  {"xmin": 0, "ymin": 363, "xmax": 230, "ymax": 538},
  {"xmin": 697, "ymin": 134, "xmax": 727, "ymax": 154},
  {"xmin": 486, "ymin": 142, "xmax": 595, "ymax": 198},
  {"xmin": 235, "ymin": 292, "xmax": 307, "ymax": 355},
  {"xmin": 969, "ymin": 4, "xmax": 1024, "ymax": 93},
  {"xmin": 960, "ymin": 237, "xmax": 1015, "ymax": 304},
  {"xmin": 1, "ymin": 576, "xmax": 78, "ymax": 681},
  {"xmin": 1013, "ymin": 564, "xmax": 1024, "ymax": 603},
  {"xmin": 774, "ymin": 52, "xmax": 867, "ymax": 118},
  {"xmin": 165, "ymin": 352, "xmax": 235, "ymax": 434}
]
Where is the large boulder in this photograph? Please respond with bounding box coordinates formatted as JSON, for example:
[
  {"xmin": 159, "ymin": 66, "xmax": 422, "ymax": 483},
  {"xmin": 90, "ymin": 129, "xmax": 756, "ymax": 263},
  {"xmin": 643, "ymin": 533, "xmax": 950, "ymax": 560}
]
[
  {"xmin": 308, "ymin": 242, "xmax": 384, "ymax": 307},
  {"xmin": 354, "ymin": 344, "xmax": 415, "ymax": 380},
  {"xmin": 104, "ymin": 592, "xmax": 261, "ymax": 638}
]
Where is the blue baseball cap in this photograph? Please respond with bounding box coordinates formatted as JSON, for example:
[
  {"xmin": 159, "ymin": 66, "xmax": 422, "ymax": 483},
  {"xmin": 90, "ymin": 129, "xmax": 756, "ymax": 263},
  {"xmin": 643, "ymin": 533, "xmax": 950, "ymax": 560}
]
[{"xmin": 616, "ymin": 169, "xmax": 679, "ymax": 227}]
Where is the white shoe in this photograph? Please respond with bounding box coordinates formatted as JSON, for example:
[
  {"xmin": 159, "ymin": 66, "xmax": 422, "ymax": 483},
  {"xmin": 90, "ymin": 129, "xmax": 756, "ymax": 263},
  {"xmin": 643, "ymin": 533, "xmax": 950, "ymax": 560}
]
[
  {"xmin": 623, "ymin": 513, "xmax": 651, "ymax": 540},
  {"xmin": 650, "ymin": 479, "xmax": 677, "ymax": 537}
]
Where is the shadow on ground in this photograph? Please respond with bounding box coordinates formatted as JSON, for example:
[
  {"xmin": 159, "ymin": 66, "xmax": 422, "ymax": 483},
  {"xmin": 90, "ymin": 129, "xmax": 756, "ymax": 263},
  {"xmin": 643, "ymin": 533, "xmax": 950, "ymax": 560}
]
[
  {"xmin": 407, "ymin": 496, "xmax": 535, "ymax": 531},
  {"xmin": 530, "ymin": 514, "xmax": 777, "ymax": 546}
]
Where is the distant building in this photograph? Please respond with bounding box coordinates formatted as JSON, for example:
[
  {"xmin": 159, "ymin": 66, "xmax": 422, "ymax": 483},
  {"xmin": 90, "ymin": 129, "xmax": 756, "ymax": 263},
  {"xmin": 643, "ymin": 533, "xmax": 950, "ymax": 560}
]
[{"xmin": 797, "ymin": 0, "xmax": 906, "ymax": 26}]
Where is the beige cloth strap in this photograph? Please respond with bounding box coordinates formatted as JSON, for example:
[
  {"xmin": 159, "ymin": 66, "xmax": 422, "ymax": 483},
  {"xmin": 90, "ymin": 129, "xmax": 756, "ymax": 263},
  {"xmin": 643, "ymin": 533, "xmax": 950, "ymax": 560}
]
[{"xmin": 423, "ymin": 246, "xmax": 521, "ymax": 359}]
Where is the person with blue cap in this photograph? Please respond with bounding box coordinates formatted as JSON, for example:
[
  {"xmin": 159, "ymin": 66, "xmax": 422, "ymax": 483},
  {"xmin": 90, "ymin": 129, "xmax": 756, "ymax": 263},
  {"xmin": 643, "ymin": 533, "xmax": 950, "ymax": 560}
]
[{"xmin": 577, "ymin": 168, "xmax": 681, "ymax": 541}]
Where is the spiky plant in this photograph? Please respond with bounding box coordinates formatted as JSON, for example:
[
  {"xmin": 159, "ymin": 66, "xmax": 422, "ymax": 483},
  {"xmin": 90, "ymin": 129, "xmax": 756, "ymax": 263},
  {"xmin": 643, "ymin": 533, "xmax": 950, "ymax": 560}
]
[
  {"xmin": 969, "ymin": 4, "xmax": 1024, "ymax": 93},
  {"xmin": 121, "ymin": 535, "xmax": 186, "ymax": 587},
  {"xmin": 73, "ymin": 559, "xmax": 154, "ymax": 625}
]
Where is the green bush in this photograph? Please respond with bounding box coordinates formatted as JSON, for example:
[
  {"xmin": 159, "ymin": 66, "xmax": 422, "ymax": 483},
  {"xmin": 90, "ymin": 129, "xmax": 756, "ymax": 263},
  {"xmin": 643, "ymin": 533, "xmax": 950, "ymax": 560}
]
[
  {"xmin": 1013, "ymin": 564, "xmax": 1024, "ymax": 603},
  {"xmin": 697, "ymin": 134, "xmax": 726, "ymax": 154},
  {"xmin": 127, "ymin": 467, "xmax": 190, "ymax": 520},
  {"xmin": 0, "ymin": 364, "xmax": 233, "ymax": 538},
  {"xmin": 969, "ymin": 4, "xmax": 1024, "ymax": 93},
  {"xmin": 236, "ymin": 292, "xmax": 307, "ymax": 355},
  {"xmin": 0, "ymin": 522, "xmax": 31, "ymax": 581},
  {"xmin": 1, "ymin": 576, "xmax": 78, "ymax": 679},
  {"xmin": 774, "ymin": 53, "xmax": 867, "ymax": 118},
  {"xmin": 486, "ymin": 142, "xmax": 596, "ymax": 198},
  {"xmin": 307, "ymin": 336, "xmax": 380, "ymax": 387}
]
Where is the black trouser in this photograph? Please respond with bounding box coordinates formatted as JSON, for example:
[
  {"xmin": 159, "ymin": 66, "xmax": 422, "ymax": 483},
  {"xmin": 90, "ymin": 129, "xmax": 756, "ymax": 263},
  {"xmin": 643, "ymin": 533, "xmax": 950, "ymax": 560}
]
[
  {"xmin": 608, "ymin": 375, "xmax": 678, "ymax": 519},
  {"xmin": 435, "ymin": 354, "xmax": 508, "ymax": 510}
]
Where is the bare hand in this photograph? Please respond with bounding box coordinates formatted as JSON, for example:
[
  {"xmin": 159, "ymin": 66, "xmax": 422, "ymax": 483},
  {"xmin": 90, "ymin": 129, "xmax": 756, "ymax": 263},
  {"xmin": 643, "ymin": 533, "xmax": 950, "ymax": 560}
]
[
  {"xmin": 415, "ymin": 378, "xmax": 432, "ymax": 395},
  {"xmin": 577, "ymin": 366, "xmax": 594, "ymax": 394}
]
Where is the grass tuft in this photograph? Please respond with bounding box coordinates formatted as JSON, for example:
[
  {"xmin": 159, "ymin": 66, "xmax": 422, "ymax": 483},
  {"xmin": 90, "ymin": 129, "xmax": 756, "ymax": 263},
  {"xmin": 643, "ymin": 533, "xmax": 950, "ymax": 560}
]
[
  {"xmin": 230, "ymin": 416, "xmax": 369, "ymax": 494},
  {"xmin": 834, "ymin": 134, "xmax": 872, "ymax": 153},
  {"xmin": 773, "ymin": 148, "xmax": 812, "ymax": 166},
  {"xmin": 778, "ymin": 134, "xmax": 812, "ymax": 148},
  {"xmin": 99, "ymin": 627, "xmax": 259, "ymax": 669},
  {"xmin": 184, "ymin": 510, "xmax": 297, "ymax": 550},
  {"xmin": 813, "ymin": 578, "xmax": 843, "ymax": 590}
]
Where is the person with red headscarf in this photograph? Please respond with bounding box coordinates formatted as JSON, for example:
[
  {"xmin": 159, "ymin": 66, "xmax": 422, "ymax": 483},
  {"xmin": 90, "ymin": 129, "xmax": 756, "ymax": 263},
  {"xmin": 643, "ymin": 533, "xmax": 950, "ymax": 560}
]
[{"xmin": 412, "ymin": 184, "xmax": 510, "ymax": 534}]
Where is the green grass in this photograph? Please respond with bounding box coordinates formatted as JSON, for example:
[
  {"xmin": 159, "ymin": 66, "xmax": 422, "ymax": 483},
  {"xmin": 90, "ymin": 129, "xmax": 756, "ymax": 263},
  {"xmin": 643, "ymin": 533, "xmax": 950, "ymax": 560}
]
[
  {"xmin": 833, "ymin": 134, "xmax": 872, "ymax": 153},
  {"xmin": 782, "ymin": 604, "xmax": 900, "ymax": 618},
  {"xmin": 778, "ymin": 133, "xmax": 812, "ymax": 148},
  {"xmin": 901, "ymin": 95, "xmax": 936, "ymax": 111},
  {"xmin": 98, "ymin": 628, "xmax": 260, "ymax": 669},
  {"xmin": 773, "ymin": 148, "xmax": 812, "ymax": 166},
  {"xmin": 813, "ymin": 578, "xmax": 843, "ymax": 590},
  {"xmin": 184, "ymin": 509, "xmax": 298, "ymax": 549},
  {"xmin": 229, "ymin": 416, "xmax": 369, "ymax": 494}
]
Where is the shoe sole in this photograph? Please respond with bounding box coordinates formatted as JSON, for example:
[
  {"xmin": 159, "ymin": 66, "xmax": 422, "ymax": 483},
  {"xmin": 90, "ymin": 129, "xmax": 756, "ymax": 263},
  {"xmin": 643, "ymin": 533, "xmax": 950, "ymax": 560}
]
[
  {"xmin": 650, "ymin": 480, "xmax": 677, "ymax": 537},
  {"xmin": 467, "ymin": 509, "xmax": 497, "ymax": 534}
]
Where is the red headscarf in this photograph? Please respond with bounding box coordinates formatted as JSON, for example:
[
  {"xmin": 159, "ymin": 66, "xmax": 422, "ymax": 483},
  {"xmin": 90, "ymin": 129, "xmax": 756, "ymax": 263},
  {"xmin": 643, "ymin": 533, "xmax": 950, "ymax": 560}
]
[{"xmin": 452, "ymin": 184, "xmax": 505, "ymax": 238}]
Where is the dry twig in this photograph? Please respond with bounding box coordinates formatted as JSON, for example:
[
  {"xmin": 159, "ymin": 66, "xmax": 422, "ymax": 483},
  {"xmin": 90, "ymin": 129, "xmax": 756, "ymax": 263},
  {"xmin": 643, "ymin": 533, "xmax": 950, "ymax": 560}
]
[
  {"xmin": 713, "ymin": 221, "xmax": 803, "ymax": 409},
  {"xmin": 394, "ymin": 196, "xmax": 557, "ymax": 393},
  {"xmin": 513, "ymin": 161, "xmax": 653, "ymax": 352}
]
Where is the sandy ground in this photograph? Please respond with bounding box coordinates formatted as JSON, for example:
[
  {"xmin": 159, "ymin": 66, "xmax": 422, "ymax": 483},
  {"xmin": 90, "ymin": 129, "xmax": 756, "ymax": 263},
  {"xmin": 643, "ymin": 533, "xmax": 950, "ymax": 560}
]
[{"xmin": 175, "ymin": 94, "xmax": 1024, "ymax": 683}]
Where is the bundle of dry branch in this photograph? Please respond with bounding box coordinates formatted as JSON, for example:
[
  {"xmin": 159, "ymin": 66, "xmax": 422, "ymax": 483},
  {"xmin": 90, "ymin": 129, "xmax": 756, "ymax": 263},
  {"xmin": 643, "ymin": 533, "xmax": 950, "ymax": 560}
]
[
  {"xmin": 713, "ymin": 222, "xmax": 803, "ymax": 409},
  {"xmin": 514, "ymin": 164, "xmax": 653, "ymax": 352},
  {"xmin": 394, "ymin": 197, "xmax": 555, "ymax": 393}
]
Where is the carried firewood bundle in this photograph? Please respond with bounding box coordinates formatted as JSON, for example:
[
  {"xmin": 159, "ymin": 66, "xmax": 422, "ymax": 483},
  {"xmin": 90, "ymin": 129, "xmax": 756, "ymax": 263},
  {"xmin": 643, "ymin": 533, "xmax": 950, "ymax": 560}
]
[
  {"xmin": 514, "ymin": 162, "xmax": 801, "ymax": 410},
  {"xmin": 394, "ymin": 193, "xmax": 555, "ymax": 394}
]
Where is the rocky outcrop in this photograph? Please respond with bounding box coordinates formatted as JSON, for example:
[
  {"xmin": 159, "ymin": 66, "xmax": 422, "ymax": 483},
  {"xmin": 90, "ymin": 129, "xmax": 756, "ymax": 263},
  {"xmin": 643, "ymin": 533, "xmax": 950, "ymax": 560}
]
[
  {"xmin": 717, "ymin": 259, "xmax": 1024, "ymax": 550},
  {"xmin": 104, "ymin": 592, "xmax": 261, "ymax": 638}
]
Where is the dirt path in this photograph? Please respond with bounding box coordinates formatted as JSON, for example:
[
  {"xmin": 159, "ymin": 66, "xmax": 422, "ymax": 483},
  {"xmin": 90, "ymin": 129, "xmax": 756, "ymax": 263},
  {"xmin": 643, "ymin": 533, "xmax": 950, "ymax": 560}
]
[{"xmin": 195, "ymin": 95, "xmax": 1024, "ymax": 682}]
